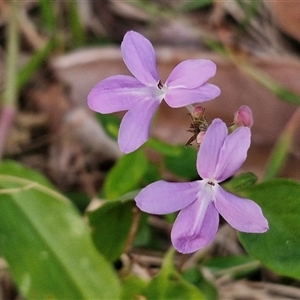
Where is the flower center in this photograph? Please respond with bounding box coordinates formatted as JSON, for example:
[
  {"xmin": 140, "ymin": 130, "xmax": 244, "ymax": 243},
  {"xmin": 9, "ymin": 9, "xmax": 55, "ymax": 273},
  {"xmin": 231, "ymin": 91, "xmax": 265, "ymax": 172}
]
[
  {"xmin": 203, "ymin": 178, "xmax": 217, "ymax": 193},
  {"xmin": 157, "ymin": 80, "xmax": 164, "ymax": 89},
  {"xmin": 155, "ymin": 80, "xmax": 167, "ymax": 101}
]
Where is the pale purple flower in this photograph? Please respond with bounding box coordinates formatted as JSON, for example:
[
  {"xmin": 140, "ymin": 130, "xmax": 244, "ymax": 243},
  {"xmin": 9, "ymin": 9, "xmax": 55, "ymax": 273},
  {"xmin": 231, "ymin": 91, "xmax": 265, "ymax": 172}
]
[
  {"xmin": 135, "ymin": 119, "xmax": 268, "ymax": 254},
  {"xmin": 87, "ymin": 31, "xmax": 220, "ymax": 153}
]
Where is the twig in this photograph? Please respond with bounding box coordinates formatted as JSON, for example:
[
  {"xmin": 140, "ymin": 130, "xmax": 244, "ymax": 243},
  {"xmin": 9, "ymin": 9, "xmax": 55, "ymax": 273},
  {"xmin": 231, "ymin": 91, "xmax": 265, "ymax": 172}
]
[{"xmin": 124, "ymin": 207, "xmax": 142, "ymax": 253}]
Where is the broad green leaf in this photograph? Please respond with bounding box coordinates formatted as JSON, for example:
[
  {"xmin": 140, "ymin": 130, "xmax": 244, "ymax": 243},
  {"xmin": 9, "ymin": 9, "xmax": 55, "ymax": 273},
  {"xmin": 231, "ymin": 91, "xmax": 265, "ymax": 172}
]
[
  {"xmin": 164, "ymin": 146, "xmax": 198, "ymax": 180},
  {"xmin": 96, "ymin": 113, "xmax": 120, "ymax": 139},
  {"xmin": 65, "ymin": 191, "xmax": 91, "ymax": 211},
  {"xmin": 88, "ymin": 199, "xmax": 135, "ymax": 262},
  {"xmin": 0, "ymin": 160, "xmax": 54, "ymax": 188},
  {"xmin": 0, "ymin": 171, "xmax": 120, "ymax": 299},
  {"xmin": 239, "ymin": 179, "xmax": 300, "ymax": 279},
  {"xmin": 222, "ymin": 172, "xmax": 257, "ymax": 192},
  {"xmin": 103, "ymin": 148, "xmax": 148, "ymax": 200},
  {"xmin": 147, "ymin": 137, "xmax": 182, "ymax": 156},
  {"xmin": 143, "ymin": 249, "xmax": 204, "ymax": 299},
  {"xmin": 121, "ymin": 275, "xmax": 148, "ymax": 300},
  {"xmin": 0, "ymin": 160, "xmax": 91, "ymax": 211},
  {"xmin": 141, "ymin": 161, "xmax": 161, "ymax": 186}
]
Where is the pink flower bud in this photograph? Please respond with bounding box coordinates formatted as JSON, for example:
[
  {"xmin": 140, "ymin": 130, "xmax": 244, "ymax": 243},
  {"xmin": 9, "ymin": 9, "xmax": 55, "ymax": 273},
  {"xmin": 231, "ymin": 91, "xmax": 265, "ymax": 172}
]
[
  {"xmin": 234, "ymin": 105, "xmax": 253, "ymax": 128},
  {"xmin": 192, "ymin": 105, "xmax": 205, "ymax": 120},
  {"xmin": 196, "ymin": 131, "xmax": 206, "ymax": 144}
]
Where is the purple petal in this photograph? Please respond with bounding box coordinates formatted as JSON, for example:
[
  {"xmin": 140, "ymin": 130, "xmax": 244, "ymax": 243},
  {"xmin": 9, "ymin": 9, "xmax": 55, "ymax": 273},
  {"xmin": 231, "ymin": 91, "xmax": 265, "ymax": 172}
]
[
  {"xmin": 165, "ymin": 59, "xmax": 217, "ymax": 88},
  {"xmin": 87, "ymin": 75, "xmax": 153, "ymax": 113},
  {"xmin": 214, "ymin": 127, "xmax": 251, "ymax": 182},
  {"xmin": 197, "ymin": 119, "xmax": 228, "ymax": 179},
  {"xmin": 121, "ymin": 31, "xmax": 159, "ymax": 85},
  {"xmin": 171, "ymin": 191, "xmax": 219, "ymax": 254},
  {"xmin": 118, "ymin": 98, "xmax": 160, "ymax": 153},
  {"xmin": 164, "ymin": 84, "xmax": 220, "ymax": 108},
  {"xmin": 215, "ymin": 186, "xmax": 269, "ymax": 233},
  {"xmin": 135, "ymin": 181, "xmax": 199, "ymax": 214}
]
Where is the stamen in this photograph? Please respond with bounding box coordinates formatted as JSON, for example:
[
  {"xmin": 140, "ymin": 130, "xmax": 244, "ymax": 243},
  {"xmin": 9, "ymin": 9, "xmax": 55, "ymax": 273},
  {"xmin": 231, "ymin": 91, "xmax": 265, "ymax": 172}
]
[{"xmin": 157, "ymin": 80, "xmax": 163, "ymax": 89}]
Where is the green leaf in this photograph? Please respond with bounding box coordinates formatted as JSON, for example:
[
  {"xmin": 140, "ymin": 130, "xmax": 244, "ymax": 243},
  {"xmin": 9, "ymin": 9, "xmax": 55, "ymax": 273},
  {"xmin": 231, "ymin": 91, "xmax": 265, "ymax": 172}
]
[
  {"xmin": 141, "ymin": 161, "xmax": 161, "ymax": 186},
  {"xmin": 18, "ymin": 38, "xmax": 57, "ymax": 89},
  {"xmin": 0, "ymin": 166, "xmax": 120, "ymax": 299},
  {"xmin": 68, "ymin": 0, "xmax": 85, "ymax": 47},
  {"xmin": 0, "ymin": 160, "xmax": 55, "ymax": 188},
  {"xmin": 88, "ymin": 199, "xmax": 136, "ymax": 262},
  {"xmin": 143, "ymin": 249, "xmax": 204, "ymax": 299},
  {"xmin": 203, "ymin": 255, "xmax": 260, "ymax": 279},
  {"xmin": 39, "ymin": 0, "xmax": 56, "ymax": 30},
  {"xmin": 65, "ymin": 191, "xmax": 91, "ymax": 212},
  {"xmin": 222, "ymin": 172, "xmax": 257, "ymax": 193},
  {"xmin": 121, "ymin": 275, "xmax": 148, "ymax": 300},
  {"xmin": 96, "ymin": 113, "xmax": 120, "ymax": 139},
  {"xmin": 182, "ymin": 267, "xmax": 218, "ymax": 300},
  {"xmin": 147, "ymin": 137, "xmax": 182, "ymax": 156},
  {"xmin": 175, "ymin": 0, "xmax": 213, "ymax": 12},
  {"xmin": 103, "ymin": 148, "xmax": 148, "ymax": 199},
  {"xmin": 164, "ymin": 146, "xmax": 198, "ymax": 180},
  {"xmin": 239, "ymin": 179, "xmax": 300, "ymax": 279}
]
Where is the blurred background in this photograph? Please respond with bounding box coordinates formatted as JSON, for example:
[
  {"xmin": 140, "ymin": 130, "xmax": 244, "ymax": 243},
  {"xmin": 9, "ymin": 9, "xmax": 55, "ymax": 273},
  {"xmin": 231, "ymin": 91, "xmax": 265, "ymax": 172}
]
[
  {"xmin": 1, "ymin": 0, "xmax": 300, "ymax": 190},
  {"xmin": 1, "ymin": 1, "xmax": 300, "ymax": 298}
]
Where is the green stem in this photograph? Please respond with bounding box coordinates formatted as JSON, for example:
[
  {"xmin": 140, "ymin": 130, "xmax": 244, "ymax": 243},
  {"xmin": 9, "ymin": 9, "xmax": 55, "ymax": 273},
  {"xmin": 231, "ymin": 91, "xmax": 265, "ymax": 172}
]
[
  {"xmin": 68, "ymin": 0, "xmax": 85, "ymax": 47},
  {"xmin": 0, "ymin": 1, "xmax": 20, "ymax": 159},
  {"xmin": 39, "ymin": 0, "xmax": 56, "ymax": 31},
  {"xmin": 4, "ymin": 1, "xmax": 19, "ymax": 107}
]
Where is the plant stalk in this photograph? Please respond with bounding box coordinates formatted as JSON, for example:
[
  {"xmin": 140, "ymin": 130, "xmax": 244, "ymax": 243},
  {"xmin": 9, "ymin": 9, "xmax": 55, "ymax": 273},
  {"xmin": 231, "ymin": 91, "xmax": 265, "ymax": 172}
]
[{"xmin": 0, "ymin": 1, "xmax": 20, "ymax": 159}]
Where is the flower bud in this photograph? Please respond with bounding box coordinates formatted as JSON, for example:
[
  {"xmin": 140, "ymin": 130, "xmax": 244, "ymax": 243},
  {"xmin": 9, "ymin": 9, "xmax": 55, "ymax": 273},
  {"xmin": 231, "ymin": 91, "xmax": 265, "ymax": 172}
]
[
  {"xmin": 196, "ymin": 131, "xmax": 206, "ymax": 144},
  {"xmin": 234, "ymin": 105, "xmax": 253, "ymax": 128},
  {"xmin": 192, "ymin": 105, "xmax": 205, "ymax": 120}
]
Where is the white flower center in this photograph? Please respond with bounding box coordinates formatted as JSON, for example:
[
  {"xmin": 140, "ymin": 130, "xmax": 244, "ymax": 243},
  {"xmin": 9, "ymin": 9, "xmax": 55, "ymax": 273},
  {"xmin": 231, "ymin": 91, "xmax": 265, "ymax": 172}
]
[
  {"xmin": 156, "ymin": 80, "xmax": 168, "ymax": 101},
  {"xmin": 203, "ymin": 178, "xmax": 218, "ymax": 202}
]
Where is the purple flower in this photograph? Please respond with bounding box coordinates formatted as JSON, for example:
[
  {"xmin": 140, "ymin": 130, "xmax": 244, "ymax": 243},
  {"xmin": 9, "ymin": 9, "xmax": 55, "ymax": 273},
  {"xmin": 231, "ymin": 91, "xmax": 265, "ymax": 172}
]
[
  {"xmin": 135, "ymin": 119, "xmax": 268, "ymax": 254},
  {"xmin": 87, "ymin": 31, "xmax": 220, "ymax": 153}
]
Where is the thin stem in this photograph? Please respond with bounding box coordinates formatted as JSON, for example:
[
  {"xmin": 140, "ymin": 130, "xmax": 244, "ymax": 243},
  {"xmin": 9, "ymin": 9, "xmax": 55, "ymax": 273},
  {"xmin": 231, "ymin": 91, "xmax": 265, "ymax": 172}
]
[
  {"xmin": 185, "ymin": 104, "xmax": 195, "ymax": 114},
  {"xmin": 68, "ymin": 0, "xmax": 85, "ymax": 47},
  {"xmin": 3, "ymin": 1, "xmax": 19, "ymax": 107},
  {"xmin": 0, "ymin": 1, "xmax": 20, "ymax": 159}
]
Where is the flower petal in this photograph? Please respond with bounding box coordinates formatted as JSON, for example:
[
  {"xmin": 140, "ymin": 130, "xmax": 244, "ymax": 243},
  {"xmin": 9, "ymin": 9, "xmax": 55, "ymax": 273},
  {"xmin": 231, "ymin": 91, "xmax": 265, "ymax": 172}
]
[
  {"xmin": 87, "ymin": 75, "xmax": 152, "ymax": 113},
  {"xmin": 118, "ymin": 98, "xmax": 160, "ymax": 153},
  {"xmin": 135, "ymin": 181, "xmax": 199, "ymax": 214},
  {"xmin": 165, "ymin": 59, "xmax": 217, "ymax": 89},
  {"xmin": 214, "ymin": 126, "xmax": 251, "ymax": 182},
  {"xmin": 121, "ymin": 31, "xmax": 159, "ymax": 85},
  {"xmin": 197, "ymin": 119, "xmax": 228, "ymax": 179},
  {"xmin": 164, "ymin": 83, "xmax": 220, "ymax": 108},
  {"xmin": 215, "ymin": 187, "xmax": 269, "ymax": 233},
  {"xmin": 171, "ymin": 185, "xmax": 219, "ymax": 253}
]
